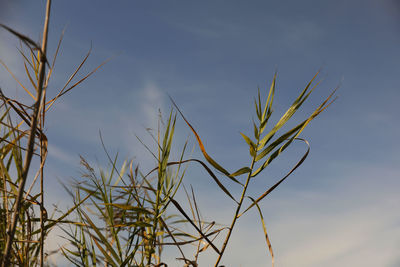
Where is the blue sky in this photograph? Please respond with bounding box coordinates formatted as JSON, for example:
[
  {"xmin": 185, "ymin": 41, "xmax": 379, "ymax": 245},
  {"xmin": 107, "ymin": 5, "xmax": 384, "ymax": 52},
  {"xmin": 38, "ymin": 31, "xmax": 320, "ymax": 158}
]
[{"xmin": 1, "ymin": 0, "xmax": 400, "ymax": 266}]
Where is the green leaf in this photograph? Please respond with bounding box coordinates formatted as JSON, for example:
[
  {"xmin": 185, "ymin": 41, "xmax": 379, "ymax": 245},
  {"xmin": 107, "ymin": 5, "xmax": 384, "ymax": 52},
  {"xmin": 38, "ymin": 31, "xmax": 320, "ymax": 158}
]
[
  {"xmin": 252, "ymin": 138, "xmax": 294, "ymax": 177},
  {"xmin": 230, "ymin": 167, "xmax": 251, "ymax": 177},
  {"xmin": 240, "ymin": 132, "xmax": 257, "ymax": 157},
  {"xmin": 242, "ymin": 138, "xmax": 310, "ymax": 213},
  {"xmin": 258, "ymin": 72, "xmax": 319, "ymax": 150},
  {"xmin": 92, "ymin": 238, "xmax": 118, "ymax": 267},
  {"xmin": 260, "ymin": 107, "xmax": 273, "ymax": 134},
  {"xmin": 240, "ymin": 132, "xmax": 256, "ymax": 149},
  {"xmin": 255, "ymin": 84, "xmax": 337, "ymax": 166},
  {"xmin": 255, "ymin": 120, "xmax": 305, "ymax": 162},
  {"xmin": 255, "ymin": 98, "xmax": 261, "ymax": 120},
  {"xmin": 81, "ymin": 210, "xmax": 122, "ymax": 265},
  {"xmin": 253, "ymin": 121, "xmax": 259, "ymax": 140},
  {"xmin": 261, "ymin": 73, "xmax": 276, "ymax": 122},
  {"xmin": 250, "ymin": 145, "xmax": 256, "ymax": 157}
]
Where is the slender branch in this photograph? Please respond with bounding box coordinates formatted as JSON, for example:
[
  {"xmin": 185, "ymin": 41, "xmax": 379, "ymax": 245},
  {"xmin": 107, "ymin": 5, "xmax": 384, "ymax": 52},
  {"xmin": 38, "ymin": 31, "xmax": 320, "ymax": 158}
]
[{"xmin": 1, "ymin": 1, "xmax": 51, "ymax": 266}]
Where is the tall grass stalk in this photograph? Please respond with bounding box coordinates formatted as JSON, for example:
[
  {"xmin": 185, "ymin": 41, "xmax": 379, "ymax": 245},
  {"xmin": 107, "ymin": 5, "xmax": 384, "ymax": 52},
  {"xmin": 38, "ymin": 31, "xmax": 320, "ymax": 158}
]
[
  {"xmin": 1, "ymin": 0, "xmax": 106, "ymax": 265},
  {"xmin": 1, "ymin": 1, "xmax": 51, "ymax": 266}
]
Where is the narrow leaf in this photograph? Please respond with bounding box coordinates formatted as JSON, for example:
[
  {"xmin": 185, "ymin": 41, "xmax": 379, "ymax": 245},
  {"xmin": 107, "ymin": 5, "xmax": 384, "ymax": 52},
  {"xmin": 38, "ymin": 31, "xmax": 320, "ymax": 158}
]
[
  {"xmin": 23, "ymin": 61, "xmax": 38, "ymax": 90},
  {"xmin": 248, "ymin": 196, "xmax": 274, "ymax": 267},
  {"xmin": 261, "ymin": 73, "xmax": 276, "ymax": 122},
  {"xmin": 258, "ymin": 72, "xmax": 319, "ymax": 150},
  {"xmin": 145, "ymin": 158, "xmax": 239, "ymax": 203},
  {"xmin": 81, "ymin": 210, "xmax": 122, "ymax": 264},
  {"xmin": 169, "ymin": 96, "xmax": 241, "ymax": 184},
  {"xmin": 0, "ymin": 59, "xmax": 36, "ymax": 100},
  {"xmin": 254, "ymin": 97, "xmax": 261, "ymax": 120},
  {"xmin": 253, "ymin": 121, "xmax": 259, "ymax": 140},
  {"xmin": 240, "ymin": 132, "xmax": 256, "ymax": 149},
  {"xmin": 230, "ymin": 167, "xmax": 251, "ymax": 177},
  {"xmin": 92, "ymin": 238, "xmax": 118, "ymax": 267},
  {"xmin": 255, "ymin": 120, "xmax": 305, "ymax": 161},
  {"xmin": 240, "ymin": 138, "xmax": 310, "ymax": 215},
  {"xmin": 169, "ymin": 197, "xmax": 221, "ymax": 255}
]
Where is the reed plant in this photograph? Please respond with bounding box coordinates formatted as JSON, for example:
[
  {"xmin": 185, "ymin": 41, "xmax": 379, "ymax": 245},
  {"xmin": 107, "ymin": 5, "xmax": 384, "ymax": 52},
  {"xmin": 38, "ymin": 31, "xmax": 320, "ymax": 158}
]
[
  {"xmin": 0, "ymin": 0, "xmax": 106, "ymax": 265},
  {"xmin": 60, "ymin": 114, "xmax": 226, "ymax": 266},
  {"xmin": 0, "ymin": 1, "xmax": 336, "ymax": 266},
  {"xmin": 170, "ymin": 73, "xmax": 336, "ymax": 266}
]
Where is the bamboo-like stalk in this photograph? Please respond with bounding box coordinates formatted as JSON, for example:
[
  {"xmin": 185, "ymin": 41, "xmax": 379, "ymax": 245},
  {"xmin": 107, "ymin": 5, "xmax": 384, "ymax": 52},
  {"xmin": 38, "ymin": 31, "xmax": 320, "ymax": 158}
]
[{"xmin": 1, "ymin": 1, "xmax": 51, "ymax": 266}]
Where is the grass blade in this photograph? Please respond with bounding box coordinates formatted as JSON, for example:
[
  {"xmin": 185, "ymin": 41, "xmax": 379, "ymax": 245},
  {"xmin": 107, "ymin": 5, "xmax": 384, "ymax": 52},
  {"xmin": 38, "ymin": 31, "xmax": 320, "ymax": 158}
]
[
  {"xmin": 0, "ymin": 59, "xmax": 36, "ymax": 100},
  {"xmin": 169, "ymin": 95, "xmax": 242, "ymax": 185},
  {"xmin": 248, "ymin": 196, "xmax": 274, "ymax": 267},
  {"xmin": 240, "ymin": 138, "xmax": 310, "ymax": 216},
  {"xmin": 80, "ymin": 209, "xmax": 122, "ymax": 265},
  {"xmin": 169, "ymin": 197, "xmax": 221, "ymax": 255},
  {"xmin": 258, "ymin": 72, "xmax": 319, "ymax": 150}
]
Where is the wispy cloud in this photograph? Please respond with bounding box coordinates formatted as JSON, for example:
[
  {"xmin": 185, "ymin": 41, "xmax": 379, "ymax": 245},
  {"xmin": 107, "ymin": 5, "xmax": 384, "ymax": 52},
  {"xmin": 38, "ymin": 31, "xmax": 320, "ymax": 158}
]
[
  {"xmin": 139, "ymin": 81, "xmax": 165, "ymax": 124},
  {"xmin": 47, "ymin": 144, "xmax": 79, "ymax": 166}
]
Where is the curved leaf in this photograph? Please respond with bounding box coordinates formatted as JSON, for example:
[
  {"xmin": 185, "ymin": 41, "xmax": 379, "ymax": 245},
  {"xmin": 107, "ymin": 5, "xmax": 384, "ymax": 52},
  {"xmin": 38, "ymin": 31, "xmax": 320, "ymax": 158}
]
[
  {"xmin": 240, "ymin": 138, "xmax": 310, "ymax": 216},
  {"xmin": 169, "ymin": 96, "xmax": 241, "ymax": 185},
  {"xmin": 145, "ymin": 159, "xmax": 239, "ymax": 203},
  {"xmin": 240, "ymin": 132, "xmax": 256, "ymax": 149}
]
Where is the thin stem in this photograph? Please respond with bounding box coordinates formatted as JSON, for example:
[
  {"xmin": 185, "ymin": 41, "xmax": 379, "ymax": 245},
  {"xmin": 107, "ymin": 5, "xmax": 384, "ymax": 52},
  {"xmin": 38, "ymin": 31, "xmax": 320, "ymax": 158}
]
[
  {"xmin": 39, "ymin": 57, "xmax": 49, "ymax": 267},
  {"xmin": 214, "ymin": 131, "xmax": 261, "ymax": 267},
  {"xmin": 1, "ymin": 1, "xmax": 51, "ymax": 266},
  {"xmin": 213, "ymin": 158, "xmax": 256, "ymax": 267},
  {"xmin": 39, "ymin": 108, "xmax": 47, "ymax": 266},
  {"xmin": 148, "ymin": 126, "xmax": 163, "ymax": 266}
]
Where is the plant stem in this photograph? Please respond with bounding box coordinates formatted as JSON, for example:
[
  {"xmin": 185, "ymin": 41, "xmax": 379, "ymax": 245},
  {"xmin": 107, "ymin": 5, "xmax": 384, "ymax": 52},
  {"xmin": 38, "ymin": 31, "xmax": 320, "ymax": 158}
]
[
  {"xmin": 149, "ymin": 150, "xmax": 164, "ymax": 265},
  {"xmin": 39, "ymin": 116, "xmax": 47, "ymax": 267},
  {"xmin": 214, "ymin": 119, "xmax": 264, "ymax": 267},
  {"xmin": 1, "ymin": 1, "xmax": 51, "ymax": 266},
  {"xmin": 213, "ymin": 157, "xmax": 256, "ymax": 267},
  {"xmin": 214, "ymin": 160, "xmax": 255, "ymax": 267}
]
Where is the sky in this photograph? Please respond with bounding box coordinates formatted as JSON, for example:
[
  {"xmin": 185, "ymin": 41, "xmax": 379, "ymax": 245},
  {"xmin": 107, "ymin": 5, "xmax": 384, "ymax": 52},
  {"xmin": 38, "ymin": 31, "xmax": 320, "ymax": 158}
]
[{"xmin": 1, "ymin": 0, "xmax": 400, "ymax": 266}]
